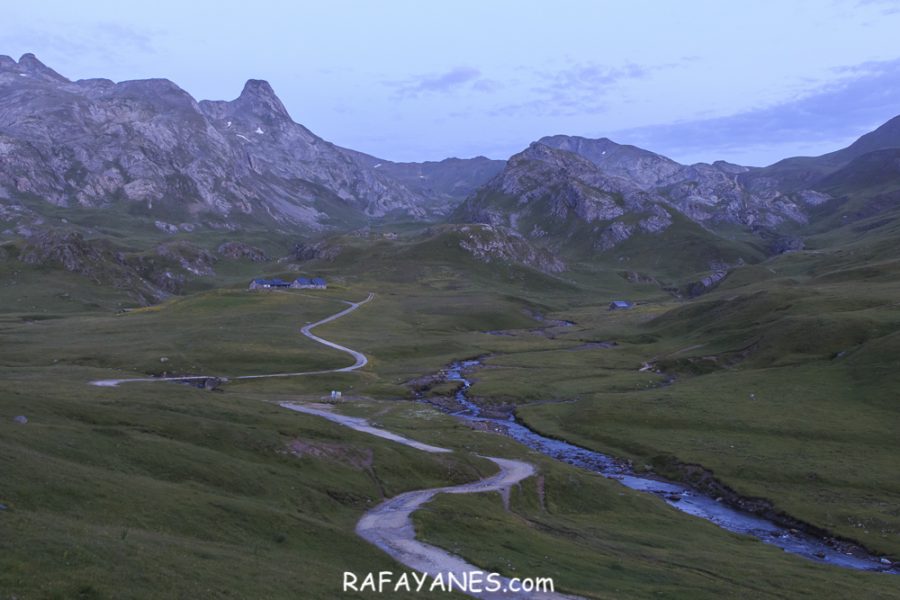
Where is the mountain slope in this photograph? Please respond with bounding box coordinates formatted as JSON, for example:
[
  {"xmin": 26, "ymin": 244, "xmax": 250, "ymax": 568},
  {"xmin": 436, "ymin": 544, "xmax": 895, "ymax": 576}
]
[
  {"xmin": 743, "ymin": 114, "xmax": 900, "ymax": 192},
  {"xmin": 538, "ymin": 134, "xmax": 829, "ymax": 228},
  {"xmin": 455, "ymin": 142, "xmax": 669, "ymax": 239},
  {"xmin": 453, "ymin": 142, "xmax": 765, "ymax": 279},
  {"xmin": 344, "ymin": 151, "xmax": 505, "ymax": 214},
  {"xmin": 0, "ymin": 54, "xmax": 435, "ymax": 234},
  {"xmin": 538, "ymin": 134, "xmax": 684, "ymax": 188}
]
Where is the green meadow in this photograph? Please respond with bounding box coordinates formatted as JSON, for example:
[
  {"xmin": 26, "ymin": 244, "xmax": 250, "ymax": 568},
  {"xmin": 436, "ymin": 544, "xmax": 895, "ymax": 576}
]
[{"xmin": 2, "ymin": 212, "xmax": 899, "ymax": 598}]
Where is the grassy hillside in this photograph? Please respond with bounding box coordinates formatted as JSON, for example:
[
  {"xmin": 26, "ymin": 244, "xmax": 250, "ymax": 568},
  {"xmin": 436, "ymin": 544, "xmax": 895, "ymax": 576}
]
[{"xmin": 2, "ymin": 210, "xmax": 899, "ymax": 598}]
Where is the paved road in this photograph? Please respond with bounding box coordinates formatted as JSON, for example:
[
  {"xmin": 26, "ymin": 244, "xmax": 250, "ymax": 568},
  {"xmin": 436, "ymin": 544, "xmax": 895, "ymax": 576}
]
[{"xmin": 90, "ymin": 293, "xmax": 374, "ymax": 387}]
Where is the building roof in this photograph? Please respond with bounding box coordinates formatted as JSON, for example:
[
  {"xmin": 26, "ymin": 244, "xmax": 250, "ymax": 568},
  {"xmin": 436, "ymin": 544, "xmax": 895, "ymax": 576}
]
[
  {"xmin": 610, "ymin": 300, "xmax": 633, "ymax": 308},
  {"xmin": 295, "ymin": 277, "xmax": 311, "ymax": 284},
  {"xmin": 252, "ymin": 278, "xmax": 290, "ymax": 286},
  {"xmin": 311, "ymin": 277, "xmax": 326, "ymax": 285}
]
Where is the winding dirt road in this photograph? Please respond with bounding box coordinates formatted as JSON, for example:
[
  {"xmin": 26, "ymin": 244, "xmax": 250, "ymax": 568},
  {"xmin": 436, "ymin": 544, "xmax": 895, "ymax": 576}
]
[
  {"xmin": 89, "ymin": 291, "xmax": 578, "ymax": 597},
  {"xmin": 285, "ymin": 402, "xmax": 578, "ymax": 599},
  {"xmin": 90, "ymin": 292, "xmax": 374, "ymax": 387},
  {"xmin": 357, "ymin": 456, "xmax": 580, "ymax": 599},
  {"xmin": 281, "ymin": 402, "xmax": 450, "ymax": 454}
]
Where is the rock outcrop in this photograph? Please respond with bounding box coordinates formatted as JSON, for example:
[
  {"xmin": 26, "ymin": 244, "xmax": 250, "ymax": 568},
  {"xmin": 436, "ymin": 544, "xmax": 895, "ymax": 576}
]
[
  {"xmin": 453, "ymin": 223, "xmax": 566, "ymax": 273},
  {"xmin": 17, "ymin": 229, "xmax": 220, "ymax": 304},
  {"xmin": 455, "ymin": 142, "xmax": 673, "ymax": 252},
  {"xmin": 217, "ymin": 241, "xmax": 268, "ymax": 262}
]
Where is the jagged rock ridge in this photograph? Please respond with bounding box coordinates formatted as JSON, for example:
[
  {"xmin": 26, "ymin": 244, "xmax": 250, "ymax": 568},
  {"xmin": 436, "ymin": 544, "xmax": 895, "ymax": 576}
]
[
  {"xmin": 0, "ymin": 53, "xmax": 491, "ymax": 232},
  {"xmin": 537, "ymin": 135, "xmax": 830, "ymax": 228}
]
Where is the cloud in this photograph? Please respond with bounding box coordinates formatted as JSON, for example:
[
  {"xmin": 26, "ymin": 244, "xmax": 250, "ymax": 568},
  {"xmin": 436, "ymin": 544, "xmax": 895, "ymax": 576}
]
[
  {"xmin": 607, "ymin": 57, "xmax": 900, "ymax": 165},
  {"xmin": 0, "ymin": 21, "xmax": 159, "ymax": 76},
  {"xmin": 535, "ymin": 62, "xmax": 651, "ymax": 91},
  {"xmin": 489, "ymin": 59, "xmax": 686, "ymax": 118},
  {"xmin": 471, "ymin": 78, "xmax": 502, "ymax": 93},
  {"xmin": 385, "ymin": 66, "xmax": 500, "ymax": 98},
  {"xmin": 384, "ymin": 58, "xmax": 684, "ymax": 117},
  {"xmin": 0, "ymin": 21, "xmax": 157, "ymax": 56},
  {"xmin": 856, "ymin": 0, "xmax": 900, "ymax": 15},
  {"xmin": 93, "ymin": 22, "xmax": 155, "ymax": 54}
]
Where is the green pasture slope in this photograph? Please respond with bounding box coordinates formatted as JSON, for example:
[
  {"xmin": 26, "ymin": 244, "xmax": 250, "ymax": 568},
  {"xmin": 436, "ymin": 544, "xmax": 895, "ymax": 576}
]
[{"xmin": 1, "ymin": 216, "xmax": 899, "ymax": 598}]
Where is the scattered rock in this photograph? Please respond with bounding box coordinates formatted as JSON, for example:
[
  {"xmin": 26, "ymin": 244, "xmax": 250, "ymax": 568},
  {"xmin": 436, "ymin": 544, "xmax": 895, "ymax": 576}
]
[
  {"xmin": 203, "ymin": 377, "xmax": 225, "ymax": 391},
  {"xmin": 881, "ymin": 557, "xmax": 893, "ymax": 565},
  {"xmin": 619, "ymin": 271, "xmax": 657, "ymax": 284},
  {"xmin": 155, "ymin": 241, "xmax": 217, "ymax": 276},
  {"xmin": 477, "ymin": 403, "xmax": 515, "ymax": 420},
  {"xmin": 16, "ymin": 228, "xmax": 202, "ymax": 304},
  {"xmin": 455, "ymin": 224, "xmax": 566, "ymax": 273},
  {"xmin": 770, "ymin": 236, "xmax": 805, "ymax": 254},
  {"xmin": 12, "ymin": 415, "xmax": 27, "ymax": 424},
  {"xmin": 293, "ymin": 240, "xmax": 342, "ymax": 262},
  {"xmin": 422, "ymin": 395, "xmax": 466, "ymax": 413},
  {"xmin": 159, "ymin": 357, "xmax": 169, "ymax": 363},
  {"xmin": 154, "ymin": 220, "xmax": 178, "ymax": 234},
  {"xmin": 405, "ymin": 373, "xmax": 446, "ymax": 396},
  {"xmin": 684, "ymin": 265, "xmax": 734, "ymax": 297},
  {"xmin": 595, "ymin": 221, "xmax": 636, "ymax": 251},
  {"xmin": 217, "ymin": 241, "xmax": 269, "ymax": 262}
]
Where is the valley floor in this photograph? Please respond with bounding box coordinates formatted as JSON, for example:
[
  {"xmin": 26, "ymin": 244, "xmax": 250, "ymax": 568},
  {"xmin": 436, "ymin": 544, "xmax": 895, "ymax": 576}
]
[{"xmin": 2, "ymin": 257, "xmax": 899, "ymax": 598}]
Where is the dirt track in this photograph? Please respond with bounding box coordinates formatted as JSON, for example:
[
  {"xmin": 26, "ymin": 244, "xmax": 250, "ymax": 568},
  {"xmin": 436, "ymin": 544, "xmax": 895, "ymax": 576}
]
[
  {"xmin": 285, "ymin": 403, "xmax": 580, "ymax": 599},
  {"xmin": 90, "ymin": 293, "xmax": 374, "ymax": 387}
]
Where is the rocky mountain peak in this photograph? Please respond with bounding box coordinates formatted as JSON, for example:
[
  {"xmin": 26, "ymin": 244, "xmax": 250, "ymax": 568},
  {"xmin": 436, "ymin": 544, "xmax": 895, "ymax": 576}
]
[
  {"xmin": 710, "ymin": 160, "xmax": 749, "ymax": 174},
  {"xmin": 232, "ymin": 78, "xmax": 291, "ymax": 121},
  {"xmin": 512, "ymin": 142, "xmax": 597, "ymax": 171},
  {"xmin": 537, "ymin": 134, "xmax": 684, "ymax": 189},
  {"xmin": 15, "ymin": 53, "xmax": 68, "ymax": 83},
  {"xmin": 541, "ymin": 134, "xmax": 619, "ymax": 151}
]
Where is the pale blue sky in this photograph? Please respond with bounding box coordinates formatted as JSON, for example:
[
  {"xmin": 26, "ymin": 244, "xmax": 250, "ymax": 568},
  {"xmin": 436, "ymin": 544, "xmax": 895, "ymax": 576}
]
[{"xmin": 3, "ymin": 0, "xmax": 900, "ymax": 166}]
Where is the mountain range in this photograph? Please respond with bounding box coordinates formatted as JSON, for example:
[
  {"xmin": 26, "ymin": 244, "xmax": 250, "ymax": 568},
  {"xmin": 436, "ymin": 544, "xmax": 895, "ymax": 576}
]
[
  {"xmin": 2, "ymin": 52, "xmax": 900, "ymax": 288},
  {"xmin": 0, "ymin": 53, "xmax": 502, "ymax": 235}
]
